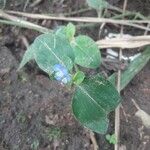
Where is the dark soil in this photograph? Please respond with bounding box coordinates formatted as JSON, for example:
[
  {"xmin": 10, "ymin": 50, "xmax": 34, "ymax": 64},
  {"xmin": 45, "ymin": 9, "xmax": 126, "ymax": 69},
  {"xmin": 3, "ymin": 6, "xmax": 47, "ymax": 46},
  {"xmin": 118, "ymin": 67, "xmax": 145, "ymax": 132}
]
[
  {"xmin": 0, "ymin": 0, "xmax": 150, "ymax": 150},
  {"xmin": 120, "ymin": 62, "xmax": 150, "ymax": 150},
  {"xmin": 0, "ymin": 45, "xmax": 91, "ymax": 150}
]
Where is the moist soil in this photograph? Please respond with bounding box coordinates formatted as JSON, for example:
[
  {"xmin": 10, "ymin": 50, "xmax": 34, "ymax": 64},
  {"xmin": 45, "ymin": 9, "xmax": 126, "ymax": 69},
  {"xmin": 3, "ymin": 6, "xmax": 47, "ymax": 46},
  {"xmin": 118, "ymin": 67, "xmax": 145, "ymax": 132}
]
[{"xmin": 0, "ymin": 0, "xmax": 150, "ymax": 150}]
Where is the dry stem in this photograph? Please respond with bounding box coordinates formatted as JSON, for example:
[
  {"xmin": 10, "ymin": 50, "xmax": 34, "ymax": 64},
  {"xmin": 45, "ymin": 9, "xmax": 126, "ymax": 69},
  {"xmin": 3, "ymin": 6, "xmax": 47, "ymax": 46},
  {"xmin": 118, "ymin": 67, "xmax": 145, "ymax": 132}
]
[
  {"xmin": 3, "ymin": 10, "xmax": 150, "ymax": 31},
  {"xmin": 115, "ymin": 0, "xmax": 128, "ymax": 150},
  {"xmin": 90, "ymin": 131, "xmax": 99, "ymax": 150},
  {"xmin": 0, "ymin": 10, "xmax": 49, "ymax": 33}
]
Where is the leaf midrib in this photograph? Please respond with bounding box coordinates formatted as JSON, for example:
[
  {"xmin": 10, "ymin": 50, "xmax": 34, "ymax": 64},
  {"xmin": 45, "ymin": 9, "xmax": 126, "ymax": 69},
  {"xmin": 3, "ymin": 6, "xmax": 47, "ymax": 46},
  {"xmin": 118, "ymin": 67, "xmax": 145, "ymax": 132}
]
[
  {"xmin": 78, "ymin": 85, "xmax": 106, "ymax": 114},
  {"xmin": 37, "ymin": 38, "xmax": 65, "ymax": 66}
]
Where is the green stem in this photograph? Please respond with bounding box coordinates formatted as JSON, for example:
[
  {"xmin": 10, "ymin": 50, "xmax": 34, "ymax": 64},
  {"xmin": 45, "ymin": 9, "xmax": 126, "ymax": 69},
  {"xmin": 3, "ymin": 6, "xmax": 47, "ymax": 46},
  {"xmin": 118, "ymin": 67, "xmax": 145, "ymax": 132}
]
[
  {"xmin": 111, "ymin": 12, "xmax": 146, "ymax": 20},
  {"xmin": 0, "ymin": 0, "xmax": 6, "ymax": 9},
  {"xmin": 76, "ymin": 23, "xmax": 99, "ymax": 29},
  {"xmin": 74, "ymin": 64, "xmax": 79, "ymax": 72},
  {"xmin": 97, "ymin": 9, "xmax": 103, "ymax": 18},
  {"xmin": 64, "ymin": 8, "xmax": 92, "ymax": 16}
]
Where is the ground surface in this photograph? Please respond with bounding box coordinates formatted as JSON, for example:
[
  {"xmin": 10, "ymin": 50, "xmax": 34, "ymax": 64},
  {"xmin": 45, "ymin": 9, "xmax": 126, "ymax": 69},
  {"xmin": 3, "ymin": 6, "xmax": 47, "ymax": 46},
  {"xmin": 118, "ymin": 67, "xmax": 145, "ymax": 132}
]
[{"xmin": 0, "ymin": 0, "xmax": 150, "ymax": 150}]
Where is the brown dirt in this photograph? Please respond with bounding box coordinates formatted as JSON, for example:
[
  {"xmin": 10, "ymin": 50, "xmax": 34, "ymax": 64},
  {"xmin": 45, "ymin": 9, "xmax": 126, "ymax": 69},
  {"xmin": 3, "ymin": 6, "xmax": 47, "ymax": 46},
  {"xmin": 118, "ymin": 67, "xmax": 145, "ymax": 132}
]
[
  {"xmin": 0, "ymin": 45, "xmax": 90, "ymax": 150},
  {"xmin": 120, "ymin": 62, "xmax": 150, "ymax": 150},
  {"xmin": 0, "ymin": 0, "xmax": 150, "ymax": 150}
]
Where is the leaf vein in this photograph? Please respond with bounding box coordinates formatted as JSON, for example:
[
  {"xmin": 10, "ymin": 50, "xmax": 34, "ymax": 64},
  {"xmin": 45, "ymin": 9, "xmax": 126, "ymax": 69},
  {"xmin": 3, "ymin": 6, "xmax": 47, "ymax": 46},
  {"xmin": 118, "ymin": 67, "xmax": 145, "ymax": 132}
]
[
  {"xmin": 38, "ymin": 38, "xmax": 65, "ymax": 66},
  {"xmin": 78, "ymin": 85, "xmax": 106, "ymax": 113}
]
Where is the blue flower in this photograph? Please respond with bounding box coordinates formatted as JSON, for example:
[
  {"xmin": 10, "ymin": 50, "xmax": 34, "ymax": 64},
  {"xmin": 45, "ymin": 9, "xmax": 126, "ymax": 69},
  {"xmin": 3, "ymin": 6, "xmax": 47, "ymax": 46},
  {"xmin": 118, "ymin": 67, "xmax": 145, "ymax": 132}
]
[{"xmin": 52, "ymin": 64, "xmax": 71, "ymax": 84}]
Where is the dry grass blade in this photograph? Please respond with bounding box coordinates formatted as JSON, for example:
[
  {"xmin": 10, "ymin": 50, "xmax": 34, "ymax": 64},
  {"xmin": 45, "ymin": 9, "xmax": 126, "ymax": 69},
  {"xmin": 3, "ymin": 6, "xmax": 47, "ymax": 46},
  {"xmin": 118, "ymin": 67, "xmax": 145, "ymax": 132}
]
[
  {"xmin": 5, "ymin": 10, "xmax": 149, "ymax": 23},
  {"xmin": 96, "ymin": 35, "xmax": 150, "ymax": 49},
  {"xmin": 0, "ymin": 10, "xmax": 49, "ymax": 33},
  {"xmin": 0, "ymin": 10, "xmax": 150, "ymax": 50},
  {"xmin": 4, "ymin": 10, "xmax": 150, "ymax": 31}
]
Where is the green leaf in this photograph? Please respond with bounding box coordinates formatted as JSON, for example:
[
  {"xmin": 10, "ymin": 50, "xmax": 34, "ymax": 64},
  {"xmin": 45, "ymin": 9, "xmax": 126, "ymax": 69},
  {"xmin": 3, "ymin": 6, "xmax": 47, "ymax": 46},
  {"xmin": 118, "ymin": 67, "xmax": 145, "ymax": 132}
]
[
  {"xmin": 55, "ymin": 26, "xmax": 66, "ymax": 39},
  {"xmin": 86, "ymin": 0, "xmax": 108, "ymax": 10},
  {"xmin": 18, "ymin": 44, "xmax": 35, "ymax": 70},
  {"xmin": 73, "ymin": 71, "xmax": 85, "ymax": 85},
  {"xmin": 66, "ymin": 23, "xmax": 76, "ymax": 41},
  {"xmin": 72, "ymin": 75, "xmax": 121, "ymax": 134},
  {"xmin": 55, "ymin": 23, "xmax": 76, "ymax": 41},
  {"xmin": 106, "ymin": 134, "xmax": 111, "ymax": 140},
  {"xmin": 106, "ymin": 134, "xmax": 117, "ymax": 144},
  {"xmin": 19, "ymin": 32, "xmax": 75, "ymax": 74},
  {"xmin": 71, "ymin": 35, "xmax": 101, "ymax": 69}
]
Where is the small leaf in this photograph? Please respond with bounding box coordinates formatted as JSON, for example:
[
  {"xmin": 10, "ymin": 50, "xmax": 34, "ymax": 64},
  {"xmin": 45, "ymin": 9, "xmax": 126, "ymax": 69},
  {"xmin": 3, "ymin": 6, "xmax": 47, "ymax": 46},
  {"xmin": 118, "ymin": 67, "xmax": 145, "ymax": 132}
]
[
  {"xmin": 106, "ymin": 134, "xmax": 111, "ymax": 140},
  {"xmin": 86, "ymin": 0, "xmax": 108, "ymax": 10},
  {"xmin": 71, "ymin": 35, "xmax": 101, "ymax": 68},
  {"xmin": 106, "ymin": 134, "xmax": 117, "ymax": 144},
  {"xmin": 72, "ymin": 75, "xmax": 121, "ymax": 133},
  {"xmin": 66, "ymin": 23, "xmax": 76, "ymax": 41},
  {"xmin": 73, "ymin": 71, "xmax": 85, "ymax": 85}
]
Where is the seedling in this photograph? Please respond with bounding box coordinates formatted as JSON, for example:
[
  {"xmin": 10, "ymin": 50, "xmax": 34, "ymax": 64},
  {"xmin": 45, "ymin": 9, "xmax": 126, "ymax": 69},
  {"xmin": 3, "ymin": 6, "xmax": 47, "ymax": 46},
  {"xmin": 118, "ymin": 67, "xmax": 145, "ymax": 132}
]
[
  {"xmin": 106, "ymin": 133, "xmax": 117, "ymax": 145},
  {"xmin": 19, "ymin": 23, "xmax": 121, "ymax": 134}
]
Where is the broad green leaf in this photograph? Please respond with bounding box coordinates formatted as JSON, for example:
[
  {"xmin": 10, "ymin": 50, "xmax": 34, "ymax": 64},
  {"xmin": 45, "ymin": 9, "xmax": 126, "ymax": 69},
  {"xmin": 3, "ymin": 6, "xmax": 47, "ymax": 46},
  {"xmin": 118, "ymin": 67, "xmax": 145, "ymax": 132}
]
[
  {"xmin": 72, "ymin": 75, "xmax": 121, "ymax": 133},
  {"xmin": 19, "ymin": 32, "xmax": 75, "ymax": 74},
  {"xmin": 73, "ymin": 71, "xmax": 85, "ymax": 85},
  {"xmin": 36, "ymin": 33, "xmax": 74, "ymax": 61},
  {"xmin": 34, "ymin": 43, "xmax": 73, "ymax": 73},
  {"xmin": 18, "ymin": 44, "xmax": 35, "ymax": 70},
  {"xmin": 86, "ymin": 0, "xmax": 108, "ymax": 10},
  {"xmin": 71, "ymin": 35, "xmax": 101, "ymax": 69},
  {"xmin": 66, "ymin": 23, "xmax": 76, "ymax": 41}
]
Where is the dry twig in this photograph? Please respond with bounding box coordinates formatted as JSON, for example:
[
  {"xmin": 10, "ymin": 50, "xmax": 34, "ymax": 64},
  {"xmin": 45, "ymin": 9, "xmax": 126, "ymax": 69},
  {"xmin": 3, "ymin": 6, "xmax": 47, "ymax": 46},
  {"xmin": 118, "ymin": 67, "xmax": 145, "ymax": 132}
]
[
  {"xmin": 115, "ymin": 0, "xmax": 128, "ymax": 150},
  {"xmin": 3, "ymin": 10, "xmax": 149, "ymax": 49},
  {"xmin": 0, "ymin": 10, "xmax": 49, "ymax": 33},
  {"xmin": 3, "ymin": 10, "xmax": 150, "ymax": 31},
  {"xmin": 90, "ymin": 131, "xmax": 99, "ymax": 150},
  {"xmin": 20, "ymin": 35, "xmax": 29, "ymax": 48}
]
